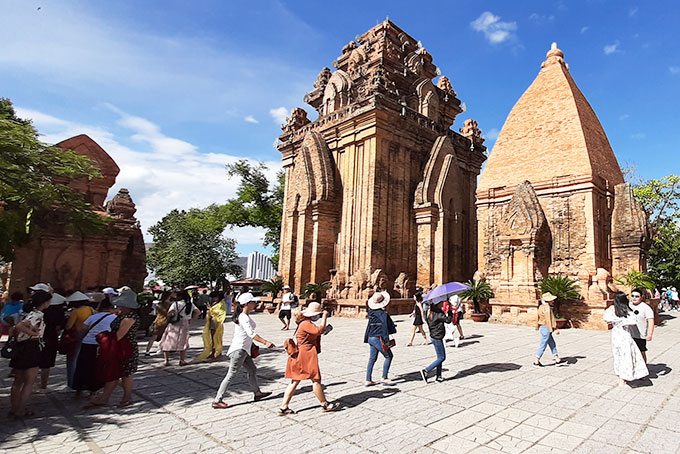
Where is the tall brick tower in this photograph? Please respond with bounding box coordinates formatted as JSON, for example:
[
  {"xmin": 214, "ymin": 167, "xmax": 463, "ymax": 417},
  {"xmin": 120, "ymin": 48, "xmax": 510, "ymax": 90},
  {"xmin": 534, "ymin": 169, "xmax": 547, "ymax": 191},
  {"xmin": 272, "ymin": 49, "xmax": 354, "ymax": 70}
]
[
  {"xmin": 277, "ymin": 20, "xmax": 486, "ymax": 313},
  {"xmin": 476, "ymin": 43, "xmax": 649, "ymax": 328}
]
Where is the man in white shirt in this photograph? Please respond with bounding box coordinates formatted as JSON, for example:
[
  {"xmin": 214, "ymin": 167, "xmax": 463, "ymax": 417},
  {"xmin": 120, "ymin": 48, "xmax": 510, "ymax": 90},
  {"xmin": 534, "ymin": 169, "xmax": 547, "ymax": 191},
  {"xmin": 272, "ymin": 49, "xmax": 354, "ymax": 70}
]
[
  {"xmin": 277, "ymin": 285, "xmax": 295, "ymax": 330},
  {"xmin": 629, "ymin": 288, "xmax": 655, "ymax": 363}
]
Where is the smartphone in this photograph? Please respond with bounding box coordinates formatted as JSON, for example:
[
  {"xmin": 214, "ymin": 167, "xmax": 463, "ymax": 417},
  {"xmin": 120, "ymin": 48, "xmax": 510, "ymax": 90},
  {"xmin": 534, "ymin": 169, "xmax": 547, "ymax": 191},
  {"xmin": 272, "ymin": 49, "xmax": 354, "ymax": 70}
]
[{"xmin": 323, "ymin": 324, "xmax": 333, "ymax": 335}]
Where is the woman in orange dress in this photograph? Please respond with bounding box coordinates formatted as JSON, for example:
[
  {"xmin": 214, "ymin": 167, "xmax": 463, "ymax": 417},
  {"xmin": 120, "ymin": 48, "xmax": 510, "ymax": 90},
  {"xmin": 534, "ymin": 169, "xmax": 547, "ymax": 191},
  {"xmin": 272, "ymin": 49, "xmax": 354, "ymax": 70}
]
[{"xmin": 278, "ymin": 302, "xmax": 340, "ymax": 415}]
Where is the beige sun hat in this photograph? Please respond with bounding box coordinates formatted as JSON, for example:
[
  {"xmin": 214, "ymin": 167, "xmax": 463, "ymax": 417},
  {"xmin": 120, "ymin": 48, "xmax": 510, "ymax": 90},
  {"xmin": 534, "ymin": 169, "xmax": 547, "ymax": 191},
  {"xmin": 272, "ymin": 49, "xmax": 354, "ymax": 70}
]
[
  {"xmin": 302, "ymin": 302, "xmax": 323, "ymax": 317},
  {"xmin": 368, "ymin": 291, "xmax": 391, "ymax": 310},
  {"xmin": 541, "ymin": 292, "xmax": 557, "ymax": 302},
  {"xmin": 66, "ymin": 291, "xmax": 89, "ymax": 302}
]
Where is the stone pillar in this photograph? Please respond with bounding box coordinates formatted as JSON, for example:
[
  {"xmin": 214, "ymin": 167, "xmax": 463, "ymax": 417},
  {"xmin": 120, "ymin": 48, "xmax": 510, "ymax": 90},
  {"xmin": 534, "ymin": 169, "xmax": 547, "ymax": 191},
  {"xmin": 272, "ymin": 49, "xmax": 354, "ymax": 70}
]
[{"xmin": 415, "ymin": 205, "xmax": 438, "ymax": 287}]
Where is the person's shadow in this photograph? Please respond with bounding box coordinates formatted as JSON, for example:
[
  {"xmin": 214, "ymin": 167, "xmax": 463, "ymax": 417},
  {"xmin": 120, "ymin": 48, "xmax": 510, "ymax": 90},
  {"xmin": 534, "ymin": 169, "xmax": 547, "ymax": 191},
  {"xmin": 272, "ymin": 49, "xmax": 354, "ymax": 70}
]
[
  {"xmin": 629, "ymin": 363, "xmax": 671, "ymax": 388},
  {"xmin": 559, "ymin": 356, "xmax": 585, "ymax": 365}
]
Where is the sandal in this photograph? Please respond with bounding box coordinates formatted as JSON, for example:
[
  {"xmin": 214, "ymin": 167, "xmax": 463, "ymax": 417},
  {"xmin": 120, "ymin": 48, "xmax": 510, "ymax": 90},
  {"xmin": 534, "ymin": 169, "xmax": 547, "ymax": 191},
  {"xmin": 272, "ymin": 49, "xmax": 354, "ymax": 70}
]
[
  {"xmin": 84, "ymin": 402, "xmax": 108, "ymax": 410},
  {"xmin": 179, "ymin": 361, "xmax": 188, "ymax": 367},
  {"xmin": 212, "ymin": 401, "xmax": 229, "ymax": 409},
  {"xmin": 277, "ymin": 407, "xmax": 295, "ymax": 416},
  {"xmin": 406, "ymin": 343, "xmax": 412, "ymax": 347},
  {"xmin": 117, "ymin": 400, "xmax": 133, "ymax": 408},
  {"xmin": 322, "ymin": 402, "xmax": 340, "ymax": 412}
]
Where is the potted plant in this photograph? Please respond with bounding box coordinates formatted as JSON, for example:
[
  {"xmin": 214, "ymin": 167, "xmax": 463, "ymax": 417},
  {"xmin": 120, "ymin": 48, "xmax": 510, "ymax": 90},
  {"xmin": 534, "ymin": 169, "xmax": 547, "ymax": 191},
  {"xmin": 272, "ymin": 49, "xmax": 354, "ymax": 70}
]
[
  {"xmin": 459, "ymin": 279, "xmax": 494, "ymax": 322},
  {"xmin": 302, "ymin": 281, "xmax": 331, "ymax": 306},
  {"xmin": 261, "ymin": 278, "xmax": 284, "ymax": 314},
  {"xmin": 538, "ymin": 275, "xmax": 581, "ymax": 329}
]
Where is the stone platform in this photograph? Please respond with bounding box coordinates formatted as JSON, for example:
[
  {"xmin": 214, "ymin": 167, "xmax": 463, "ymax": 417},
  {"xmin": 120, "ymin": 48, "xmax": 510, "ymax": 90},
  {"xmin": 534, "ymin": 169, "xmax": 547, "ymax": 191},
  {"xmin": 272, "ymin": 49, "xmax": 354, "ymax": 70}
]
[{"xmin": 2, "ymin": 310, "xmax": 680, "ymax": 453}]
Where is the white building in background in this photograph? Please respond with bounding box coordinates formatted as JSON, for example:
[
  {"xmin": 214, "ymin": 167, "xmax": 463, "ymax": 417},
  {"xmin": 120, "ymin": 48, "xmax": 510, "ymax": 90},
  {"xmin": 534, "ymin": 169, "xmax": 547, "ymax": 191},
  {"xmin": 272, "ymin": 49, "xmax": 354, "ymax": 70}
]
[{"xmin": 246, "ymin": 251, "xmax": 276, "ymax": 280}]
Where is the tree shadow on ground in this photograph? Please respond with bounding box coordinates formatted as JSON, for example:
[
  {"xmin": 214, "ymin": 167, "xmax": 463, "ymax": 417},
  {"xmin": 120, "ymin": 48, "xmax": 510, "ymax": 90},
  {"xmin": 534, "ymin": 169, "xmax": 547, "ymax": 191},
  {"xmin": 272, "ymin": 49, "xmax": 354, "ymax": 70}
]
[{"xmin": 451, "ymin": 363, "xmax": 522, "ymax": 378}]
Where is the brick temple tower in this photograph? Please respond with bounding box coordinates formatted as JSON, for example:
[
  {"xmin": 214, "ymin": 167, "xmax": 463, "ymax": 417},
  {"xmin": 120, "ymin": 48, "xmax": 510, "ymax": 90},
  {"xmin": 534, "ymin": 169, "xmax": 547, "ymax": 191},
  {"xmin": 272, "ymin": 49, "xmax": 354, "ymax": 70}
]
[
  {"xmin": 476, "ymin": 43, "xmax": 650, "ymax": 328},
  {"xmin": 277, "ymin": 20, "xmax": 486, "ymax": 314}
]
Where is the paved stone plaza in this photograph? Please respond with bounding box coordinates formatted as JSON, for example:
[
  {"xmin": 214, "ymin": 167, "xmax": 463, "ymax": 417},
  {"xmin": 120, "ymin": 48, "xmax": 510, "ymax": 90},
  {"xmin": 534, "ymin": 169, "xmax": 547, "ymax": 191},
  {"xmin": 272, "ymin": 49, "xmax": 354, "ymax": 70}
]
[{"xmin": 2, "ymin": 312, "xmax": 680, "ymax": 454}]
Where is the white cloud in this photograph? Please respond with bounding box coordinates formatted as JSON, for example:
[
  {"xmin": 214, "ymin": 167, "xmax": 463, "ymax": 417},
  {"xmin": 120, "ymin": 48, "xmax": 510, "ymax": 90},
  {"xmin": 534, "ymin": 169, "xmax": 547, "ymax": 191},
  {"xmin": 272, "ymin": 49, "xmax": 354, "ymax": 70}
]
[
  {"xmin": 528, "ymin": 13, "xmax": 554, "ymax": 24},
  {"xmin": 619, "ymin": 114, "xmax": 630, "ymax": 120},
  {"xmin": 244, "ymin": 115, "xmax": 259, "ymax": 124},
  {"xmin": 15, "ymin": 106, "xmax": 282, "ymax": 246},
  {"xmin": 470, "ymin": 12, "xmax": 518, "ymax": 44},
  {"xmin": 630, "ymin": 132, "xmax": 646, "ymax": 140},
  {"xmin": 581, "ymin": 26, "xmax": 590, "ymax": 34},
  {"xmin": 629, "ymin": 7, "xmax": 639, "ymax": 17},
  {"xmin": 603, "ymin": 41, "xmax": 621, "ymax": 55},
  {"xmin": 484, "ymin": 128, "xmax": 500, "ymax": 142},
  {"xmin": 269, "ymin": 107, "xmax": 289, "ymax": 125},
  {"xmin": 0, "ymin": 2, "xmax": 315, "ymax": 127},
  {"xmin": 670, "ymin": 66, "xmax": 680, "ymax": 75}
]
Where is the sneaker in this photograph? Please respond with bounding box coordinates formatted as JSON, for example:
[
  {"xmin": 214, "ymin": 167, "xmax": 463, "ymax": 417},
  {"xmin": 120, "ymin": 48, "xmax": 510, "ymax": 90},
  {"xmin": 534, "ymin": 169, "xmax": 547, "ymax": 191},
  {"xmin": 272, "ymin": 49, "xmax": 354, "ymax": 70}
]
[
  {"xmin": 435, "ymin": 376, "xmax": 445, "ymax": 383},
  {"xmin": 554, "ymin": 359, "xmax": 567, "ymax": 367},
  {"xmin": 532, "ymin": 362, "xmax": 543, "ymax": 368},
  {"xmin": 419, "ymin": 369, "xmax": 429, "ymax": 383},
  {"xmin": 212, "ymin": 401, "xmax": 229, "ymax": 409}
]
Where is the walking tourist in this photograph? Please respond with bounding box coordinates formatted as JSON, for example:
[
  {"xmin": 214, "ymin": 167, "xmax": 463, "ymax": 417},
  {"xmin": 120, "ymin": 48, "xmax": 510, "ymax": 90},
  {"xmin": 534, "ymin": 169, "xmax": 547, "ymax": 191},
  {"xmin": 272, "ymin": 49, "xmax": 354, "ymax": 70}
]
[
  {"xmin": 212, "ymin": 292, "xmax": 275, "ymax": 409},
  {"xmin": 159, "ymin": 289, "xmax": 199, "ymax": 366},
  {"xmin": 8, "ymin": 290, "xmax": 52, "ymax": 418},
  {"xmin": 64, "ymin": 291, "xmax": 95, "ymax": 389},
  {"xmin": 145, "ymin": 290, "xmax": 172, "ymax": 356},
  {"xmin": 443, "ymin": 295, "xmax": 464, "ymax": 347},
  {"xmin": 277, "ymin": 285, "xmax": 295, "ymax": 330},
  {"xmin": 37, "ymin": 293, "xmax": 66, "ymax": 390},
  {"xmin": 533, "ymin": 293, "xmax": 564, "ymax": 367},
  {"xmin": 629, "ymin": 288, "xmax": 655, "ymax": 363},
  {"xmin": 197, "ymin": 289, "xmax": 210, "ymax": 319},
  {"xmin": 407, "ymin": 290, "xmax": 428, "ymax": 346},
  {"xmin": 90, "ymin": 289, "xmax": 140, "ymax": 408},
  {"xmin": 419, "ymin": 299, "xmax": 452, "ymax": 383},
  {"xmin": 194, "ymin": 291, "xmax": 227, "ymax": 362},
  {"xmin": 278, "ymin": 302, "xmax": 340, "ymax": 415},
  {"xmin": 72, "ymin": 300, "xmax": 117, "ymax": 393},
  {"xmin": 603, "ymin": 292, "xmax": 649, "ymax": 386},
  {"xmin": 364, "ymin": 291, "xmax": 397, "ymax": 386}
]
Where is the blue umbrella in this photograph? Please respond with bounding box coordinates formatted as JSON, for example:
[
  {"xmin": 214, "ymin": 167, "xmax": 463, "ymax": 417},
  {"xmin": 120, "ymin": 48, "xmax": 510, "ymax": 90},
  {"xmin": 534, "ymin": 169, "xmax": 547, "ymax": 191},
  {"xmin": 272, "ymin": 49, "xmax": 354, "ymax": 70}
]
[{"xmin": 423, "ymin": 282, "xmax": 471, "ymax": 305}]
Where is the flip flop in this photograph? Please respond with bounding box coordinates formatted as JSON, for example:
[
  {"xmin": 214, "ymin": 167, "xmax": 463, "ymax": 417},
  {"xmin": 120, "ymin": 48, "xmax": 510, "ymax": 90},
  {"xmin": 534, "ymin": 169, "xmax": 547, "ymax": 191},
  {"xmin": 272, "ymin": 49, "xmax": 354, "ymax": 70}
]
[{"xmin": 322, "ymin": 402, "xmax": 340, "ymax": 412}]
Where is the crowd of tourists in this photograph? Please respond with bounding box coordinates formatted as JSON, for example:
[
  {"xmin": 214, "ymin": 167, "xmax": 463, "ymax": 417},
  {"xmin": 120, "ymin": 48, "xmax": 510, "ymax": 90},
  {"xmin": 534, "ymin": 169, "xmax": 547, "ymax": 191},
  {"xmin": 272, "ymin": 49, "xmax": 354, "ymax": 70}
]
[{"xmin": 0, "ymin": 280, "xmax": 662, "ymax": 419}]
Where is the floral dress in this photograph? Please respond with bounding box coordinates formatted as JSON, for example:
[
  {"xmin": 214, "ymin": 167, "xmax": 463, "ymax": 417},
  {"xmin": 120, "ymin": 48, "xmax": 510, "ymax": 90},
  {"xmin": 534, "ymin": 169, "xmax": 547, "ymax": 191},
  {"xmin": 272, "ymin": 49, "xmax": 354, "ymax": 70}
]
[
  {"xmin": 110, "ymin": 313, "xmax": 140, "ymax": 377},
  {"xmin": 603, "ymin": 306, "xmax": 648, "ymax": 381}
]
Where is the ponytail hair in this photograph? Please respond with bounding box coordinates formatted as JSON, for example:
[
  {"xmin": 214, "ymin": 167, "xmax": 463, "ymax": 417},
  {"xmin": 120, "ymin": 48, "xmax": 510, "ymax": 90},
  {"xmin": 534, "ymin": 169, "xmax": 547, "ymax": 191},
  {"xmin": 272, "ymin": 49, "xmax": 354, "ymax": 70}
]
[{"xmin": 232, "ymin": 302, "xmax": 244, "ymax": 325}]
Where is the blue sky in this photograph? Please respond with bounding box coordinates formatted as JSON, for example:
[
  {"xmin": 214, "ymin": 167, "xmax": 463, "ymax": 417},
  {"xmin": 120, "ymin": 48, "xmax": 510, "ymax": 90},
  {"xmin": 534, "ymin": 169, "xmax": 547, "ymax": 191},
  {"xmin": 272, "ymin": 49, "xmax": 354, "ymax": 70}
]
[{"xmin": 2, "ymin": 1, "xmax": 678, "ymax": 256}]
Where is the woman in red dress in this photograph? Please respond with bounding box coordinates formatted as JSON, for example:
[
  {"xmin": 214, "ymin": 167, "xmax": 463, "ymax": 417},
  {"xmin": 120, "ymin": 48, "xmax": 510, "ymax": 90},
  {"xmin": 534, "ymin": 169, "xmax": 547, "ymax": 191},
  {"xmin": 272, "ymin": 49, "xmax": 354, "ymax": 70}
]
[{"xmin": 278, "ymin": 302, "xmax": 339, "ymax": 415}]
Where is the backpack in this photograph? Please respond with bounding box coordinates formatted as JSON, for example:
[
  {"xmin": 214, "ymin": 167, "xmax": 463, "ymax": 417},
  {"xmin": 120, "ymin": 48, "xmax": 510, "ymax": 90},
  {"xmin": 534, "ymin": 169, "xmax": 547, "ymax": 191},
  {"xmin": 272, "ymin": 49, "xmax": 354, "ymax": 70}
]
[{"xmin": 290, "ymin": 294, "xmax": 299, "ymax": 309}]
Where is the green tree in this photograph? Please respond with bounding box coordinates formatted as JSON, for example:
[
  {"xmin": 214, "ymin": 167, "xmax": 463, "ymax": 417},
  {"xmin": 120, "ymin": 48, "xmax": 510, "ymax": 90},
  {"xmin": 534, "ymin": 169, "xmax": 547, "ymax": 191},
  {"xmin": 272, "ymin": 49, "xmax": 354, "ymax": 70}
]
[
  {"xmin": 632, "ymin": 174, "xmax": 680, "ymax": 288},
  {"xmin": 538, "ymin": 275, "xmax": 581, "ymax": 318},
  {"xmin": 0, "ymin": 98, "xmax": 105, "ymax": 261},
  {"xmin": 302, "ymin": 281, "xmax": 331, "ymax": 303},
  {"xmin": 147, "ymin": 208, "xmax": 242, "ymax": 288},
  {"xmin": 614, "ymin": 270, "xmax": 656, "ymax": 291},
  {"xmin": 459, "ymin": 279, "xmax": 495, "ymax": 314},
  {"xmin": 218, "ymin": 160, "xmax": 284, "ymax": 267},
  {"xmin": 261, "ymin": 277, "xmax": 284, "ymax": 299}
]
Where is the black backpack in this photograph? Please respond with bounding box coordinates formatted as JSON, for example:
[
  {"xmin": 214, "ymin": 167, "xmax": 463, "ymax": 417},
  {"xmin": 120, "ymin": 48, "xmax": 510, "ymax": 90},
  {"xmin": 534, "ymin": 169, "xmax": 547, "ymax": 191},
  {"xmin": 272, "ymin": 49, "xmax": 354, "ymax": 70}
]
[{"xmin": 290, "ymin": 294, "xmax": 299, "ymax": 308}]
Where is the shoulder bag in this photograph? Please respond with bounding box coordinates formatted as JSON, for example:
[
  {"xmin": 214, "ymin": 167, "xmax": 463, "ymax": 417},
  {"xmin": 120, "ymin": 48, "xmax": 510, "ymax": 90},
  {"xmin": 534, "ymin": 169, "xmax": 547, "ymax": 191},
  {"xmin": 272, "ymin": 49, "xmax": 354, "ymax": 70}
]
[
  {"xmin": 1, "ymin": 335, "xmax": 18, "ymax": 359},
  {"xmin": 167, "ymin": 302, "xmax": 186, "ymax": 325}
]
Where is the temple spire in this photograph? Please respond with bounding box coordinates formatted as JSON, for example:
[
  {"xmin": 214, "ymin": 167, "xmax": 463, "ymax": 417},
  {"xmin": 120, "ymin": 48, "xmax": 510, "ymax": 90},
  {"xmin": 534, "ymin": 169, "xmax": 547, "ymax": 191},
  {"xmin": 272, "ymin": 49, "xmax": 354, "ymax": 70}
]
[{"xmin": 542, "ymin": 42, "xmax": 567, "ymax": 69}]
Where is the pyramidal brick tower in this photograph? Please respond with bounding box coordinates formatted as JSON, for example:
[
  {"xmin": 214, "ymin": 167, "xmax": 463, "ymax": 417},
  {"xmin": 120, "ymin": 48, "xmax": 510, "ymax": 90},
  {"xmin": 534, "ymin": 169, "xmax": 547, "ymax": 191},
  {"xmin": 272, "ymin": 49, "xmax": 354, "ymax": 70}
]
[
  {"xmin": 277, "ymin": 20, "xmax": 487, "ymax": 315},
  {"xmin": 476, "ymin": 43, "xmax": 650, "ymax": 328}
]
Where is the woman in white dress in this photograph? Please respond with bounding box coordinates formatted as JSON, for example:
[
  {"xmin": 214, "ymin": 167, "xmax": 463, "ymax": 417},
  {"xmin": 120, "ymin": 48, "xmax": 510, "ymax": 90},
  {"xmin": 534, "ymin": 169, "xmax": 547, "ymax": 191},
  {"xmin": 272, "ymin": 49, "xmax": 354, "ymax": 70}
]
[
  {"xmin": 603, "ymin": 292, "xmax": 649, "ymax": 387},
  {"xmin": 159, "ymin": 290, "xmax": 199, "ymax": 366}
]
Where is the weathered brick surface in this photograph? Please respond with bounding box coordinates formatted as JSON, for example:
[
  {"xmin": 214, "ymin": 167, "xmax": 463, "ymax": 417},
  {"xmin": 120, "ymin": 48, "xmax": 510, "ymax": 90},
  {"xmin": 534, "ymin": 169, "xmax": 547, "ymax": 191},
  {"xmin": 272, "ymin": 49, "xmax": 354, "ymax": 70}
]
[
  {"xmin": 277, "ymin": 21, "xmax": 486, "ymax": 305},
  {"xmin": 477, "ymin": 44, "xmax": 648, "ymax": 329}
]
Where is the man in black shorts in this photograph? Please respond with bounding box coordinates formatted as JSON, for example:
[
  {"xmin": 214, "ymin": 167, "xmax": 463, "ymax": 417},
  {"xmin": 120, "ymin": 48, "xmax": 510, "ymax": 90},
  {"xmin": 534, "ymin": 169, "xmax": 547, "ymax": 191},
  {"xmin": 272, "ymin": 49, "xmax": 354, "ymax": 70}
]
[
  {"xmin": 629, "ymin": 288, "xmax": 655, "ymax": 363},
  {"xmin": 277, "ymin": 285, "xmax": 294, "ymax": 330}
]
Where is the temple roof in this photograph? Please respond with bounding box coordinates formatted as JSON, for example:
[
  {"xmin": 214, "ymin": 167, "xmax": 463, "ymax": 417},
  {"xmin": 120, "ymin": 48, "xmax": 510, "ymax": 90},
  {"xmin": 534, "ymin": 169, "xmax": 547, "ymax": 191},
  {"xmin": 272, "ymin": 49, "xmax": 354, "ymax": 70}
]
[{"xmin": 479, "ymin": 43, "xmax": 624, "ymax": 193}]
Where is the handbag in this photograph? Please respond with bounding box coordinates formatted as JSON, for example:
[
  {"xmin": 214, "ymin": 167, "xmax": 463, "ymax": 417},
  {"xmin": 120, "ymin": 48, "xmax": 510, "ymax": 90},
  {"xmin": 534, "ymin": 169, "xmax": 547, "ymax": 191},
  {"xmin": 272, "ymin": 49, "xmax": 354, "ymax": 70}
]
[
  {"xmin": 57, "ymin": 328, "xmax": 79, "ymax": 354},
  {"xmin": 1, "ymin": 336, "xmax": 18, "ymax": 359},
  {"xmin": 250, "ymin": 343, "xmax": 260, "ymax": 358},
  {"xmin": 381, "ymin": 336, "xmax": 396, "ymax": 351},
  {"xmin": 283, "ymin": 325, "xmax": 300, "ymax": 357},
  {"xmin": 168, "ymin": 302, "xmax": 187, "ymax": 325}
]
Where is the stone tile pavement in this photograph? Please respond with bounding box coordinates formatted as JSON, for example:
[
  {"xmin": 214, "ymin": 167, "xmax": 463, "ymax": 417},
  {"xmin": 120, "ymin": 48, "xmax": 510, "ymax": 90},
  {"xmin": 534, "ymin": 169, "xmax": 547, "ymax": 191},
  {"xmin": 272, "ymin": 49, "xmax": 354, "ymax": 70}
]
[{"xmin": 2, "ymin": 310, "xmax": 680, "ymax": 454}]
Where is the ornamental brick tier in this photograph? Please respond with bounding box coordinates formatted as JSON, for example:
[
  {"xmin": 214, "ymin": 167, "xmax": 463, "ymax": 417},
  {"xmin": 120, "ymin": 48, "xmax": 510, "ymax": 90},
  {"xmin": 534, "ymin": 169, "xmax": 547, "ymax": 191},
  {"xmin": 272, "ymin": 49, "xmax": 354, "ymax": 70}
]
[
  {"xmin": 10, "ymin": 135, "xmax": 147, "ymax": 293},
  {"xmin": 277, "ymin": 20, "xmax": 486, "ymax": 316},
  {"xmin": 476, "ymin": 43, "xmax": 650, "ymax": 329}
]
